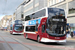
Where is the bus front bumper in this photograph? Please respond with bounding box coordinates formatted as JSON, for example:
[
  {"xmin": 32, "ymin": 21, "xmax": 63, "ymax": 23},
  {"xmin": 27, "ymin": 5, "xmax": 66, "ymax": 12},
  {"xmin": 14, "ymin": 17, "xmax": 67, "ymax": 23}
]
[
  {"xmin": 13, "ymin": 32, "xmax": 23, "ymax": 34},
  {"xmin": 41, "ymin": 38, "xmax": 66, "ymax": 42}
]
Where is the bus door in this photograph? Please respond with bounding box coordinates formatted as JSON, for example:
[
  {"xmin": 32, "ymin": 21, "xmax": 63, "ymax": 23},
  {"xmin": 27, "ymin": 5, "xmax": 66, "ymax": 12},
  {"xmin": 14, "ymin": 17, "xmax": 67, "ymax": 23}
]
[{"xmin": 41, "ymin": 24, "xmax": 46, "ymax": 37}]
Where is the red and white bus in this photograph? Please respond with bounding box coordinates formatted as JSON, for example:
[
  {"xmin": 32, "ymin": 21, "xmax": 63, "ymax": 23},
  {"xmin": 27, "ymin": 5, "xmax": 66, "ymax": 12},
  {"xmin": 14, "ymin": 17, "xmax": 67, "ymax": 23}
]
[
  {"xmin": 10, "ymin": 20, "xmax": 24, "ymax": 34},
  {"xmin": 24, "ymin": 7, "xmax": 67, "ymax": 42}
]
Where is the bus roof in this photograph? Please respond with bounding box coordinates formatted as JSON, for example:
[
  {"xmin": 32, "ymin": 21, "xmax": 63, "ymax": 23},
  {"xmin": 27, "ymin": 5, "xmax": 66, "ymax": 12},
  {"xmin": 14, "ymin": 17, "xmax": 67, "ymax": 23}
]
[
  {"xmin": 10, "ymin": 20, "xmax": 22, "ymax": 25},
  {"xmin": 24, "ymin": 7, "xmax": 65, "ymax": 16}
]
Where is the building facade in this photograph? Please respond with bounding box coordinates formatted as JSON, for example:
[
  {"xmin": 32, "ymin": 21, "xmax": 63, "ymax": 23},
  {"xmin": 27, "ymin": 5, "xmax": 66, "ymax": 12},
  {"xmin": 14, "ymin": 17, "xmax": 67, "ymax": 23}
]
[
  {"xmin": 0, "ymin": 15, "xmax": 12, "ymax": 30},
  {"xmin": 15, "ymin": 0, "xmax": 47, "ymax": 24},
  {"xmin": 16, "ymin": 0, "xmax": 75, "ymax": 23},
  {"xmin": 15, "ymin": 4, "xmax": 24, "ymax": 20},
  {"xmin": 24, "ymin": 0, "xmax": 47, "ymax": 18}
]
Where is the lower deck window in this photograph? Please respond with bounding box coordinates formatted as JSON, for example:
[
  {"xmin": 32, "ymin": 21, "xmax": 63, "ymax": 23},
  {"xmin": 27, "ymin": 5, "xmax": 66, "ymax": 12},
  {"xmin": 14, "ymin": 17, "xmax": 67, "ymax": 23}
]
[{"xmin": 26, "ymin": 26, "xmax": 35, "ymax": 32}]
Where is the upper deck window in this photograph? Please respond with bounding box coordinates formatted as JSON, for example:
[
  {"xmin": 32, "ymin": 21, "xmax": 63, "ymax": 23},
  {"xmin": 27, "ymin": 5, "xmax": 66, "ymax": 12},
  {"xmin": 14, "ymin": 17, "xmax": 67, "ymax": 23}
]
[
  {"xmin": 25, "ymin": 9, "xmax": 46, "ymax": 21},
  {"xmin": 48, "ymin": 8, "xmax": 65, "ymax": 17}
]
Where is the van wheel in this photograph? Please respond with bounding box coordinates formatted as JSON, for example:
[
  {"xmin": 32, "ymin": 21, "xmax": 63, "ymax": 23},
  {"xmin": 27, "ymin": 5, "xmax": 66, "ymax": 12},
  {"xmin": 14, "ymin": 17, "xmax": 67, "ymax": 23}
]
[
  {"xmin": 26, "ymin": 34, "xmax": 28, "ymax": 39},
  {"xmin": 37, "ymin": 36, "xmax": 40, "ymax": 43}
]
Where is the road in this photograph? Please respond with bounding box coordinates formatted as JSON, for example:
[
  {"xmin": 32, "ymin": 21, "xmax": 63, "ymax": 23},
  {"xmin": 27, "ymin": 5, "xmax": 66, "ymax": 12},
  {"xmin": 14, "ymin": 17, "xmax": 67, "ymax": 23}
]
[{"xmin": 0, "ymin": 31, "xmax": 75, "ymax": 50}]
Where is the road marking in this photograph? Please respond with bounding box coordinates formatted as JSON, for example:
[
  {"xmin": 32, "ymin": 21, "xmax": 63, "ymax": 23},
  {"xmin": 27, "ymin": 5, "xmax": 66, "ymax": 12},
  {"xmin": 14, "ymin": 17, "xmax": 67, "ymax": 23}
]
[
  {"xmin": 0, "ymin": 41, "xmax": 5, "ymax": 43},
  {"xmin": 22, "ymin": 43, "xmax": 75, "ymax": 50},
  {"xmin": 1, "ymin": 35, "xmax": 75, "ymax": 50},
  {"xmin": 0, "ymin": 40, "xmax": 75, "ymax": 50},
  {"xmin": 2, "ymin": 36, "xmax": 24, "ymax": 38},
  {"xmin": 0, "ymin": 40, "xmax": 19, "ymax": 44},
  {"xmin": 7, "ymin": 41, "xmax": 19, "ymax": 44},
  {"xmin": 0, "ymin": 35, "xmax": 13, "ymax": 50}
]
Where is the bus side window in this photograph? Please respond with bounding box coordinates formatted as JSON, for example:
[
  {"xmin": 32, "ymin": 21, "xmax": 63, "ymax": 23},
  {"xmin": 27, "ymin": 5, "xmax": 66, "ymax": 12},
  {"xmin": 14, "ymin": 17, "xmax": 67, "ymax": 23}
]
[
  {"xmin": 25, "ymin": 15, "xmax": 31, "ymax": 21},
  {"xmin": 42, "ymin": 25, "xmax": 45, "ymax": 33},
  {"xmin": 26, "ymin": 26, "xmax": 35, "ymax": 32}
]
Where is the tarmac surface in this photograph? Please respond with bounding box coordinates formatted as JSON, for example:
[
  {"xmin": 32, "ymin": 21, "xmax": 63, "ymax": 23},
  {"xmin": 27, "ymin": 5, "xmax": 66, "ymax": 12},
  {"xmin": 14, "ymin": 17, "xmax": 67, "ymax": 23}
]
[{"xmin": 0, "ymin": 31, "xmax": 75, "ymax": 50}]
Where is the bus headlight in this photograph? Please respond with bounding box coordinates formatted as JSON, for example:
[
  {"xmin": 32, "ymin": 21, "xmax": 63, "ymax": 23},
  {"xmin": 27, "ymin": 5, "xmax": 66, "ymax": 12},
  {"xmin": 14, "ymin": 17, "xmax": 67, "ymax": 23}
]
[{"xmin": 64, "ymin": 31, "xmax": 65, "ymax": 34}]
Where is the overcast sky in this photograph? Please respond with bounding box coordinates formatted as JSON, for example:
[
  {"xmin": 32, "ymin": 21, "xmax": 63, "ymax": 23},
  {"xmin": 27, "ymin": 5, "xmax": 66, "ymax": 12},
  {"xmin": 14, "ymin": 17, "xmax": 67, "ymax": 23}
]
[{"xmin": 0, "ymin": 0, "xmax": 24, "ymax": 20}]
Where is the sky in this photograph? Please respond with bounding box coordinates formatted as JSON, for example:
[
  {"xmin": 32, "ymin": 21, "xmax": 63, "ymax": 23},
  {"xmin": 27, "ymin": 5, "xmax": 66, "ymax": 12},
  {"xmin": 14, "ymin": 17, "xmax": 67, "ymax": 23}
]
[{"xmin": 0, "ymin": 0, "xmax": 24, "ymax": 20}]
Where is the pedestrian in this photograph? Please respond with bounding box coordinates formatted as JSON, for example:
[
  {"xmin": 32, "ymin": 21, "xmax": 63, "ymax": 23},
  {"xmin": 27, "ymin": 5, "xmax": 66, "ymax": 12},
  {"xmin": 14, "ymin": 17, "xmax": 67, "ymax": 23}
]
[
  {"xmin": 73, "ymin": 31, "xmax": 75, "ymax": 35},
  {"xmin": 71, "ymin": 32, "xmax": 73, "ymax": 38}
]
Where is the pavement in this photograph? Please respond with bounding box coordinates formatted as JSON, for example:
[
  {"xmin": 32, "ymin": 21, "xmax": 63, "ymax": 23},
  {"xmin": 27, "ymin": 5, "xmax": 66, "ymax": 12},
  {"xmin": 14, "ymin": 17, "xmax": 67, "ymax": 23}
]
[{"xmin": 67, "ymin": 37, "xmax": 75, "ymax": 41}]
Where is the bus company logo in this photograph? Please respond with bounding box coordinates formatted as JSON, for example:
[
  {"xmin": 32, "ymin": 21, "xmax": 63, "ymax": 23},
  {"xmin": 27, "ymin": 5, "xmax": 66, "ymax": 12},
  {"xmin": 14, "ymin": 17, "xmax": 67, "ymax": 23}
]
[
  {"xmin": 29, "ymin": 21, "xmax": 33, "ymax": 25},
  {"xmin": 55, "ymin": 37, "xmax": 60, "ymax": 39},
  {"xmin": 30, "ymin": 22, "xmax": 32, "ymax": 24},
  {"xmin": 29, "ymin": 20, "xmax": 36, "ymax": 25},
  {"xmin": 32, "ymin": 21, "xmax": 35, "ymax": 24},
  {"xmin": 42, "ymin": 22, "xmax": 45, "ymax": 24}
]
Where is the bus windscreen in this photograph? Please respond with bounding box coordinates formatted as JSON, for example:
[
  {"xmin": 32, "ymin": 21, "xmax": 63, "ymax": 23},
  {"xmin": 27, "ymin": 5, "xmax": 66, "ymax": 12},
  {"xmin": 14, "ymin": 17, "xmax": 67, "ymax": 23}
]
[
  {"xmin": 46, "ymin": 8, "xmax": 66, "ymax": 37},
  {"xmin": 14, "ymin": 25, "xmax": 23, "ymax": 31}
]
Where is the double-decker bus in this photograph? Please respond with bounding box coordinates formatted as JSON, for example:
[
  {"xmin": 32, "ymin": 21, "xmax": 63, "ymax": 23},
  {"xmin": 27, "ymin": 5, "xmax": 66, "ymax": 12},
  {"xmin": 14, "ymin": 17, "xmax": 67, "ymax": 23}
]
[
  {"xmin": 10, "ymin": 20, "xmax": 24, "ymax": 34},
  {"xmin": 24, "ymin": 7, "xmax": 67, "ymax": 42}
]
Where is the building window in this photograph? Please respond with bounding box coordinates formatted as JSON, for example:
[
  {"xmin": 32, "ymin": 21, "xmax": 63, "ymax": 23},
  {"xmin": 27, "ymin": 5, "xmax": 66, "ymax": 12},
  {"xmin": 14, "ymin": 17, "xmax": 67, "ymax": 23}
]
[
  {"xmin": 69, "ymin": 0, "xmax": 75, "ymax": 14},
  {"xmin": 24, "ymin": 2, "xmax": 33, "ymax": 12},
  {"xmin": 58, "ymin": 0, "xmax": 61, "ymax": 2},
  {"xmin": 49, "ymin": 0, "xmax": 65, "ymax": 6},
  {"xmin": 35, "ymin": 6, "xmax": 39, "ymax": 11},
  {"xmin": 53, "ymin": 0, "xmax": 56, "ymax": 4},
  {"xmin": 57, "ymin": 4, "xmax": 66, "ymax": 10},
  {"xmin": 50, "ymin": 0, "xmax": 53, "ymax": 6},
  {"xmin": 35, "ymin": 0, "xmax": 39, "ymax": 3},
  {"xmin": 24, "ymin": 9, "xmax": 33, "ymax": 16}
]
